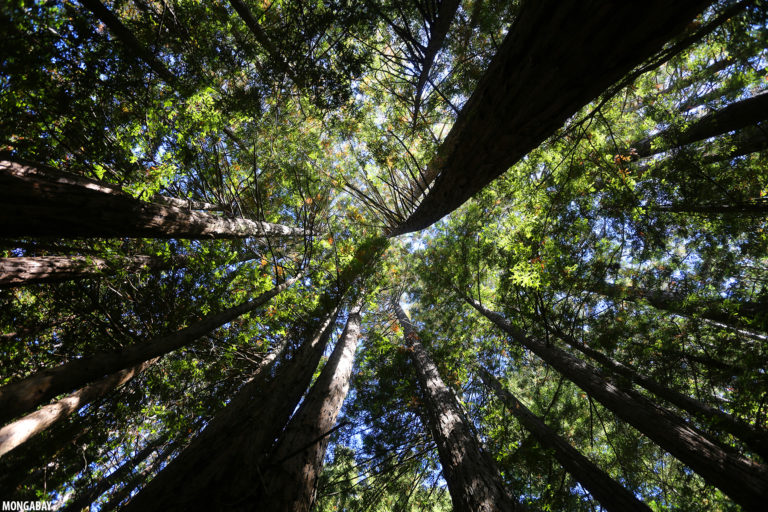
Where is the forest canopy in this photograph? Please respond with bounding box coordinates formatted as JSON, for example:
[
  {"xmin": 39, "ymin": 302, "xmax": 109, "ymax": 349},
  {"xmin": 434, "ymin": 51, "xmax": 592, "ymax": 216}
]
[{"xmin": 1, "ymin": 0, "xmax": 767, "ymax": 510}]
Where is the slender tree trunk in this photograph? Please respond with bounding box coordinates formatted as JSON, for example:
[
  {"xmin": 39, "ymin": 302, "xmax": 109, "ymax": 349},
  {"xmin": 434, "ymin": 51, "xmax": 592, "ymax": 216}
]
[
  {"xmin": 585, "ymin": 280, "xmax": 767, "ymax": 338},
  {"xmin": 99, "ymin": 443, "xmax": 177, "ymax": 512},
  {"xmin": 259, "ymin": 305, "xmax": 364, "ymax": 511},
  {"xmin": 0, "ymin": 254, "xmax": 187, "ymax": 288},
  {"xmin": 61, "ymin": 435, "xmax": 165, "ymax": 512},
  {"xmin": 549, "ymin": 325, "xmax": 768, "ymax": 460},
  {"xmin": 0, "ymin": 160, "xmax": 309, "ymax": 239},
  {"xmin": 631, "ymin": 92, "xmax": 768, "ymax": 158},
  {"xmin": 123, "ymin": 238, "xmax": 385, "ymax": 512},
  {"xmin": 389, "ymin": 0, "xmax": 710, "ymax": 235},
  {"xmin": 465, "ymin": 296, "xmax": 768, "ymax": 510},
  {"xmin": 0, "ymin": 276, "xmax": 298, "ymax": 423},
  {"xmin": 479, "ymin": 367, "xmax": 652, "ymax": 512},
  {"xmin": 0, "ymin": 359, "xmax": 157, "ymax": 458},
  {"xmin": 394, "ymin": 302, "xmax": 516, "ymax": 512},
  {"xmin": 78, "ymin": 0, "xmax": 177, "ymax": 84},
  {"xmin": 228, "ymin": 0, "xmax": 291, "ymax": 77}
]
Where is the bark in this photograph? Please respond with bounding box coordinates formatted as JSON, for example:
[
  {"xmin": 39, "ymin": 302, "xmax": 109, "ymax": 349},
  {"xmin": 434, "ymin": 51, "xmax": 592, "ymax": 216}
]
[
  {"xmin": 550, "ymin": 326, "xmax": 768, "ymax": 461},
  {"xmin": 479, "ymin": 367, "xmax": 652, "ymax": 512},
  {"xmin": 79, "ymin": 0, "xmax": 177, "ymax": 84},
  {"xmin": 99, "ymin": 443, "xmax": 177, "ymax": 512},
  {"xmin": 259, "ymin": 306, "xmax": 363, "ymax": 511},
  {"xmin": 0, "ymin": 254, "xmax": 187, "ymax": 288},
  {"xmin": 389, "ymin": 0, "xmax": 710, "ymax": 235},
  {"xmin": 0, "ymin": 359, "xmax": 156, "ymax": 458},
  {"xmin": 586, "ymin": 280, "xmax": 767, "ymax": 338},
  {"xmin": 0, "ymin": 160, "xmax": 309, "ymax": 239},
  {"xmin": 123, "ymin": 239, "xmax": 384, "ymax": 511},
  {"xmin": 394, "ymin": 302, "xmax": 516, "ymax": 512},
  {"xmin": 631, "ymin": 92, "xmax": 768, "ymax": 159},
  {"xmin": 465, "ymin": 296, "xmax": 768, "ymax": 510},
  {"xmin": 123, "ymin": 303, "xmax": 341, "ymax": 511},
  {"xmin": 0, "ymin": 276, "xmax": 298, "ymax": 423},
  {"xmin": 61, "ymin": 436, "xmax": 164, "ymax": 512},
  {"xmin": 412, "ymin": 0, "xmax": 461, "ymax": 117}
]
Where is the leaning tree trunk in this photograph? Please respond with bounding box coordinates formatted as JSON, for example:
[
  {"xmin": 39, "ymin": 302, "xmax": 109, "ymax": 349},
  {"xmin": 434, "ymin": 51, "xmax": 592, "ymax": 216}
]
[
  {"xmin": 0, "ymin": 254, "xmax": 187, "ymax": 288},
  {"xmin": 122, "ymin": 238, "xmax": 386, "ymax": 512},
  {"xmin": 0, "ymin": 359, "xmax": 157, "ymax": 458},
  {"xmin": 60, "ymin": 435, "xmax": 166, "ymax": 512},
  {"xmin": 630, "ymin": 91, "xmax": 768, "ymax": 159},
  {"xmin": 0, "ymin": 276, "xmax": 299, "ymax": 423},
  {"xmin": 584, "ymin": 280, "xmax": 768, "ymax": 339},
  {"xmin": 394, "ymin": 302, "xmax": 516, "ymax": 512},
  {"xmin": 0, "ymin": 160, "xmax": 309, "ymax": 239},
  {"xmin": 389, "ymin": 0, "xmax": 710, "ymax": 235},
  {"xmin": 549, "ymin": 325, "xmax": 768, "ymax": 460},
  {"xmin": 465, "ymin": 296, "xmax": 768, "ymax": 510},
  {"xmin": 259, "ymin": 305, "xmax": 364, "ymax": 511},
  {"xmin": 479, "ymin": 367, "xmax": 652, "ymax": 512}
]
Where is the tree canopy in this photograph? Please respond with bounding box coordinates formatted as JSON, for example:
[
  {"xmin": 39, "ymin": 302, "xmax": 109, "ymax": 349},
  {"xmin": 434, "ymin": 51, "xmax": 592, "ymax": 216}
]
[{"xmin": 1, "ymin": 0, "xmax": 767, "ymax": 510}]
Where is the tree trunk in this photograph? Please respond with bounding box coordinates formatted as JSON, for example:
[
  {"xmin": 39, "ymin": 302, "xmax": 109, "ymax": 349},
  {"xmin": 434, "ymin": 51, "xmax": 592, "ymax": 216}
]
[
  {"xmin": 0, "ymin": 160, "xmax": 309, "ymax": 239},
  {"xmin": 78, "ymin": 0, "xmax": 177, "ymax": 84},
  {"xmin": 479, "ymin": 367, "xmax": 652, "ymax": 512},
  {"xmin": 0, "ymin": 254, "xmax": 187, "ymax": 288},
  {"xmin": 549, "ymin": 325, "xmax": 768, "ymax": 460},
  {"xmin": 60, "ymin": 435, "xmax": 165, "ymax": 512},
  {"xmin": 389, "ymin": 0, "xmax": 710, "ymax": 235},
  {"xmin": 0, "ymin": 276, "xmax": 298, "ymax": 423},
  {"xmin": 394, "ymin": 302, "xmax": 516, "ymax": 512},
  {"xmin": 259, "ymin": 305, "xmax": 363, "ymax": 511},
  {"xmin": 465, "ymin": 296, "xmax": 768, "ymax": 510},
  {"xmin": 585, "ymin": 280, "xmax": 767, "ymax": 338},
  {"xmin": 631, "ymin": 92, "xmax": 768, "ymax": 159},
  {"xmin": 122, "ymin": 238, "xmax": 385, "ymax": 511},
  {"xmin": 0, "ymin": 359, "xmax": 156, "ymax": 458}
]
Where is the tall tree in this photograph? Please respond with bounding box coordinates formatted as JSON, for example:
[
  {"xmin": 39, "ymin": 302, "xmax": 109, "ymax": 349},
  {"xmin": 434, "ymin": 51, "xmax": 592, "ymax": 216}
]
[{"xmin": 394, "ymin": 301, "xmax": 516, "ymax": 512}]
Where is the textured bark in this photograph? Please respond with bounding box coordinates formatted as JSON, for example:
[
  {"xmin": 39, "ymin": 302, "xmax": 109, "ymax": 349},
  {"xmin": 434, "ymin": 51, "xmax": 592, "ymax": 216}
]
[
  {"xmin": 0, "ymin": 161, "xmax": 309, "ymax": 239},
  {"xmin": 79, "ymin": 0, "xmax": 177, "ymax": 84},
  {"xmin": 550, "ymin": 326, "xmax": 768, "ymax": 461},
  {"xmin": 0, "ymin": 254, "xmax": 186, "ymax": 288},
  {"xmin": 394, "ymin": 302, "xmax": 516, "ymax": 512},
  {"xmin": 390, "ymin": 0, "xmax": 710, "ymax": 235},
  {"xmin": 479, "ymin": 367, "xmax": 652, "ymax": 512},
  {"xmin": 0, "ymin": 359, "xmax": 156, "ymax": 458},
  {"xmin": 60, "ymin": 436, "xmax": 165, "ymax": 512},
  {"xmin": 123, "ymin": 304, "xmax": 340, "ymax": 512},
  {"xmin": 260, "ymin": 306, "xmax": 363, "ymax": 511},
  {"xmin": 0, "ymin": 276, "xmax": 297, "ymax": 423},
  {"xmin": 631, "ymin": 92, "xmax": 768, "ymax": 158},
  {"xmin": 466, "ymin": 296, "xmax": 768, "ymax": 510},
  {"xmin": 123, "ymin": 239, "xmax": 384, "ymax": 511}
]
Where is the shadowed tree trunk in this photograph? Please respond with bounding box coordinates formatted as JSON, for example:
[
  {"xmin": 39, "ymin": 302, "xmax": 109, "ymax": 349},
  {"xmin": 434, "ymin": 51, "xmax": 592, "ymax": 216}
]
[
  {"xmin": 583, "ymin": 280, "xmax": 767, "ymax": 338},
  {"xmin": 0, "ymin": 276, "xmax": 299, "ymax": 423},
  {"xmin": 465, "ymin": 296, "xmax": 768, "ymax": 510},
  {"xmin": 548, "ymin": 325, "xmax": 768, "ymax": 461},
  {"xmin": 631, "ymin": 92, "xmax": 768, "ymax": 159},
  {"xmin": 78, "ymin": 0, "xmax": 177, "ymax": 84},
  {"xmin": 0, "ymin": 254, "xmax": 188, "ymax": 288},
  {"xmin": 0, "ymin": 161, "xmax": 309, "ymax": 239},
  {"xmin": 259, "ymin": 304, "xmax": 364, "ymax": 511},
  {"xmin": 122, "ymin": 238, "xmax": 385, "ymax": 512},
  {"xmin": 479, "ymin": 367, "xmax": 652, "ymax": 512},
  {"xmin": 394, "ymin": 301, "xmax": 516, "ymax": 512},
  {"xmin": 389, "ymin": 0, "xmax": 710, "ymax": 235},
  {"xmin": 0, "ymin": 358, "xmax": 157, "ymax": 458},
  {"xmin": 60, "ymin": 435, "xmax": 166, "ymax": 512}
]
